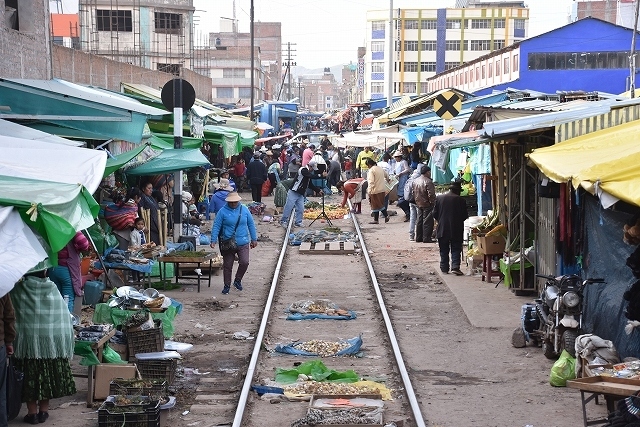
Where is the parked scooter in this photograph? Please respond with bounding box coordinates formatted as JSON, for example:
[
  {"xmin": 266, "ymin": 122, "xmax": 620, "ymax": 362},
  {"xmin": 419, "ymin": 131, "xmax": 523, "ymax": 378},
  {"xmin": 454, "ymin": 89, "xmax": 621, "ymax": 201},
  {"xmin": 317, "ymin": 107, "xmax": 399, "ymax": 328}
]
[{"xmin": 518, "ymin": 274, "xmax": 605, "ymax": 359}]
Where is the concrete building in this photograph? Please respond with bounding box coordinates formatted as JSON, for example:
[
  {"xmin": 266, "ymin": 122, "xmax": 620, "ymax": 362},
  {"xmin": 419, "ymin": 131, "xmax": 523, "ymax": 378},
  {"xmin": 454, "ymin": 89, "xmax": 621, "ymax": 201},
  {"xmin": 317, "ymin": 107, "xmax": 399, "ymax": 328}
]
[
  {"xmin": 298, "ymin": 69, "xmax": 339, "ymax": 112},
  {"xmin": 78, "ymin": 0, "xmax": 195, "ymax": 75},
  {"xmin": 1, "ymin": 0, "xmax": 52, "ymax": 79},
  {"xmin": 364, "ymin": 1, "xmax": 529, "ymax": 100},
  {"xmin": 206, "ymin": 21, "xmax": 282, "ymax": 103},
  {"xmin": 51, "ymin": 14, "xmax": 80, "ymax": 49},
  {"xmin": 572, "ymin": 0, "xmax": 636, "ymax": 28},
  {"xmin": 427, "ymin": 17, "xmax": 635, "ymax": 95}
]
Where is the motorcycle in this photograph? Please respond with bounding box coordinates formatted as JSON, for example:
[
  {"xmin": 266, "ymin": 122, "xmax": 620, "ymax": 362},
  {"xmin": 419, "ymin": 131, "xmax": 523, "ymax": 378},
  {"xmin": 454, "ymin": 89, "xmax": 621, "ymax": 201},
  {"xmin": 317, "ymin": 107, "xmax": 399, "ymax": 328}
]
[{"xmin": 519, "ymin": 274, "xmax": 605, "ymax": 359}]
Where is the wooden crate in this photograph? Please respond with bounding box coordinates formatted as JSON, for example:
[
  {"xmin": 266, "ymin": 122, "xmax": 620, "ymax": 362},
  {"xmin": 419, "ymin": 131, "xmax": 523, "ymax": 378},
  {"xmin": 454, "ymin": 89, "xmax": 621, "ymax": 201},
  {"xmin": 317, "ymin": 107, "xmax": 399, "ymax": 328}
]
[{"xmin": 299, "ymin": 241, "xmax": 355, "ymax": 255}]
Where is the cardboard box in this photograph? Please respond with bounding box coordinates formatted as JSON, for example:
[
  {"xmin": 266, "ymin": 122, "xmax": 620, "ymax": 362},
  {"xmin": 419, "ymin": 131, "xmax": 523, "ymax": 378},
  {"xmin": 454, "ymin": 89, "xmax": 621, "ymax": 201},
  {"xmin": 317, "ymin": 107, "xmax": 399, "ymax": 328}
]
[
  {"xmin": 477, "ymin": 235, "xmax": 506, "ymax": 255},
  {"xmin": 109, "ymin": 343, "xmax": 128, "ymax": 362},
  {"xmin": 94, "ymin": 364, "xmax": 137, "ymax": 400}
]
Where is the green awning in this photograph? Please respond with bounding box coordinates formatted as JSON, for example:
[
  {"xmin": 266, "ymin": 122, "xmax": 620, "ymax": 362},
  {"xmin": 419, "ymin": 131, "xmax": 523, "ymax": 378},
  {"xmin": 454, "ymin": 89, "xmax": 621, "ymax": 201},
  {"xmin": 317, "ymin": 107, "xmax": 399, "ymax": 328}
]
[
  {"xmin": 104, "ymin": 144, "xmax": 147, "ymax": 177},
  {"xmin": 151, "ymin": 133, "xmax": 204, "ymax": 149},
  {"xmin": 203, "ymin": 125, "xmax": 257, "ymax": 157},
  {"xmin": 125, "ymin": 148, "xmax": 210, "ymax": 176}
]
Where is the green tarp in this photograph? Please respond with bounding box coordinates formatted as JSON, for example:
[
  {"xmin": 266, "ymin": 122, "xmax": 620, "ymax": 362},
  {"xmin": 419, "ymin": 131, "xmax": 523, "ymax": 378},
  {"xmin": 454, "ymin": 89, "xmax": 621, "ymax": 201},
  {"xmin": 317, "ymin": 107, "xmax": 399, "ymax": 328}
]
[
  {"xmin": 92, "ymin": 303, "xmax": 177, "ymax": 338},
  {"xmin": 150, "ymin": 133, "xmax": 204, "ymax": 150},
  {"xmin": 104, "ymin": 144, "xmax": 147, "ymax": 177},
  {"xmin": 125, "ymin": 148, "xmax": 210, "ymax": 176},
  {"xmin": 203, "ymin": 125, "xmax": 257, "ymax": 157}
]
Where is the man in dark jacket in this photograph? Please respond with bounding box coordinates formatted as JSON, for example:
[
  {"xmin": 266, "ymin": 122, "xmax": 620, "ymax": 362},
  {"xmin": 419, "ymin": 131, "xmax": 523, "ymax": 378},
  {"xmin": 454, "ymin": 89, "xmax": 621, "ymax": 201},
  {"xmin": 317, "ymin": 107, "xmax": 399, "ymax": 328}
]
[
  {"xmin": 412, "ymin": 166, "xmax": 436, "ymax": 243},
  {"xmin": 279, "ymin": 160, "xmax": 324, "ymax": 228},
  {"xmin": 245, "ymin": 152, "xmax": 268, "ymax": 203},
  {"xmin": 433, "ymin": 181, "xmax": 469, "ymax": 275}
]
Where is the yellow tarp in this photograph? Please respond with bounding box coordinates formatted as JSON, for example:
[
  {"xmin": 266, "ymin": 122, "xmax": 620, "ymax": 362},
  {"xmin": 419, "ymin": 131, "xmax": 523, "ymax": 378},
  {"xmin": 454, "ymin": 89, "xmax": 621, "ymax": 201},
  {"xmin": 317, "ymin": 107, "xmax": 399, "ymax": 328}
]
[{"xmin": 528, "ymin": 120, "xmax": 640, "ymax": 207}]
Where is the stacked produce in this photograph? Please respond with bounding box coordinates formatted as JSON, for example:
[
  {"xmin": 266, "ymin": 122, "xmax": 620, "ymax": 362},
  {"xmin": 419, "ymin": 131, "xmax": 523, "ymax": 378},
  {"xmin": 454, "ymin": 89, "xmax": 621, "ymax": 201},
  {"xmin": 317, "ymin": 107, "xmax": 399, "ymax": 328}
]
[
  {"xmin": 474, "ymin": 207, "xmax": 501, "ymax": 234},
  {"xmin": 292, "ymin": 339, "xmax": 351, "ymax": 357},
  {"xmin": 302, "ymin": 203, "xmax": 350, "ymax": 220}
]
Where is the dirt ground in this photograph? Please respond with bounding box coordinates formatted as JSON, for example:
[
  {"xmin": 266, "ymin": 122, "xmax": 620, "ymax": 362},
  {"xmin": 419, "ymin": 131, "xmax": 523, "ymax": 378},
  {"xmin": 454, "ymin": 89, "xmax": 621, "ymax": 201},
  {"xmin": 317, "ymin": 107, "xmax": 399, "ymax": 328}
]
[{"xmin": 9, "ymin": 193, "xmax": 610, "ymax": 427}]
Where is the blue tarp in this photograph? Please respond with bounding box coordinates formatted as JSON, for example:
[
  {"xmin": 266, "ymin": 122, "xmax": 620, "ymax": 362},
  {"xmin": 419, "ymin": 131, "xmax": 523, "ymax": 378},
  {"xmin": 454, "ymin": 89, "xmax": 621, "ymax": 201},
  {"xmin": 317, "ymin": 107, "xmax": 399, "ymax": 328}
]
[{"xmin": 286, "ymin": 311, "xmax": 357, "ymax": 321}]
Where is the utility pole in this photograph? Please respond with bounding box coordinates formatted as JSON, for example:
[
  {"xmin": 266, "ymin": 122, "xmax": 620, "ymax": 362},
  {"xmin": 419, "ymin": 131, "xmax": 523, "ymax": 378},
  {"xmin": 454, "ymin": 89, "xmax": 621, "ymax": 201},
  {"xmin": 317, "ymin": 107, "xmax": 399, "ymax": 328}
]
[
  {"xmin": 631, "ymin": 0, "xmax": 640, "ymax": 98},
  {"xmin": 282, "ymin": 42, "xmax": 297, "ymax": 101},
  {"xmin": 387, "ymin": 0, "xmax": 394, "ymax": 108},
  {"xmin": 250, "ymin": 0, "xmax": 255, "ymax": 122}
]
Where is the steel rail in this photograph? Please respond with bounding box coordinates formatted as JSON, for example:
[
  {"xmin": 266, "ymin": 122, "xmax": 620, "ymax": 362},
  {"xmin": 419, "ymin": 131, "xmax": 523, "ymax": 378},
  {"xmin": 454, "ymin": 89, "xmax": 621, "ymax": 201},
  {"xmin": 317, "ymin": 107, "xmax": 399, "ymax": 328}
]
[
  {"xmin": 347, "ymin": 201, "xmax": 427, "ymax": 427},
  {"xmin": 231, "ymin": 216, "xmax": 293, "ymax": 427}
]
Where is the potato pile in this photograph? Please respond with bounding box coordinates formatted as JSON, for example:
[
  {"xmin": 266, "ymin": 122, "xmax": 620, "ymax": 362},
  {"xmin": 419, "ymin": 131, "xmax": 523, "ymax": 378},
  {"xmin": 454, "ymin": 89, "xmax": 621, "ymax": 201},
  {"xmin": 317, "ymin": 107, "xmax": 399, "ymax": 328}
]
[{"xmin": 624, "ymin": 219, "xmax": 640, "ymax": 245}]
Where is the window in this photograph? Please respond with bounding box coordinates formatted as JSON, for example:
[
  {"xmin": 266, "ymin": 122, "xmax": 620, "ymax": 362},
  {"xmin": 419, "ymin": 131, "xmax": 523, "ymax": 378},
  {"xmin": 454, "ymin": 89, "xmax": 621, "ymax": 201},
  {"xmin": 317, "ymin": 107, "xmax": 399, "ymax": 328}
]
[
  {"xmin": 239, "ymin": 87, "xmax": 252, "ymax": 98},
  {"xmin": 446, "ymin": 40, "xmax": 461, "ymax": 51},
  {"xmin": 446, "ymin": 19, "xmax": 464, "ymax": 29},
  {"xmin": 482, "ymin": 64, "xmax": 485, "ymax": 79},
  {"xmin": 488, "ymin": 63, "xmax": 493, "ymax": 77},
  {"xmin": 404, "ymin": 41, "xmax": 418, "ymax": 51},
  {"xmin": 465, "ymin": 71, "xmax": 468, "ymax": 83},
  {"xmin": 223, "ymin": 68, "xmax": 246, "ymax": 78},
  {"xmin": 403, "ymin": 82, "xmax": 416, "ymax": 93},
  {"xmin": 372, "ymin": 21, "xmax": 385, "ymax": 31},
  {"xmin": 445, "ymin": 62, "xmax": 460, "ymax": 70},
  {"xmin": 470, "ymin": 40, "xmax": 491, "ymax": 51},
  {"xmin": 371, "ymin": 41, "xmax": 385, "ymax": 52},
  {"xmin": 475, "ymin": 67, "xmax": 480, "ymax": 80},
  {"xmin": 421, "ymin": 40, "xmax": 437, "ymax": 51},
  {"xmin": 514, "ymin": 19, "xmax": 526, "ymax": 30},
  {"xmin": 157, "ymin": 63, "xmax": 180, "ymax": 75},
  {"xmin": 504, "ymin": 57, "xmax": 510, "ymax": 74},
  {"xmin": 527, "ymin": 51, "xmax": 629, "ymax": 70},
  {"xmin": 96, "ymin": 9, "xmax": 132, "ymax": 32},
  {"xmin": 495, "ymin": 60, "xmax": 500, "ymax": 75},
  {"xmin": 53, "ymin": 36, "xmax": 64, "ymax": 46},
  {"xmin": 494, "ymin": 18, "xmax": 505, "ymax": 29},
  {"xmin": 154, "ymin": 12, "xmax": 181, "ymax": 34},
  {"xmin": 471, "ymin": 19, "xmax": 491, "ymax": 29},
  {"xmin": 513, "ymin": 54, "xmax": 519, "ymax": 72},
  {"xmin": 421, "ymin": 20, "xmax": 437, "ymax": 29},
  {"xmin": 404, "ymin": 20, "xmax": 418, "ymax": 29},
  {"xmin": 371, "ymin": 62, "xmax": 385, "ymax": 72},
  {"xmin": 216, "ymin": 87, "xmax": 234, "ymax": 98},
  {"xmin": 404, "ymin": 62, "xmax": 418, "ymax": 72},
  {"xmin": 420, "ymin": 82, "xmax": 429, "ymax": 93},
  {"xmin": 421, "ymin": 62, "xmax": 437, "ymax": 72},
  {"xmin": 371, "ymin": 83, "xmax": 384, "ymax": 93},
  {"xmin": 493, "ymin": 40, "xmax": 505, "ymax": 50}
]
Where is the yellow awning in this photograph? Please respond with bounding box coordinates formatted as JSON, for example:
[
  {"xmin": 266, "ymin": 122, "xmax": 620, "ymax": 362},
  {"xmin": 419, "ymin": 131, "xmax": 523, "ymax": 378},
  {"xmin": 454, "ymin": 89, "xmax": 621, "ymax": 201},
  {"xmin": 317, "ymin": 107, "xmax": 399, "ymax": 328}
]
[{"xmin": 528, "ymin": 120, "xmax": 640, "ymax": 207}]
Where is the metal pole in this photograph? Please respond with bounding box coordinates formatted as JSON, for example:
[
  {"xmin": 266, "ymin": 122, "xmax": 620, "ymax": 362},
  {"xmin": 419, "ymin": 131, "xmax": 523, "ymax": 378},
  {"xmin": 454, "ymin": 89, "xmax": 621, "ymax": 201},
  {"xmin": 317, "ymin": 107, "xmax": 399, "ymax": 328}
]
[
  {"xmin": 287, "ymin": 42, "xmax": 292, "ymax": 101},
  {"xmin": 250, "ymin": 0, "xmax": 255, "ymax": 122},
  {"xmin": 387, "ymin": 0, "xmax": 394, "ymax": 108},
  {"xmin": 173, "ymin": 79, "xmax": 184, "ymax": 242},
  {"xmin": 631, "ymin": 0, "xmax": 640, "ymax": 98}
]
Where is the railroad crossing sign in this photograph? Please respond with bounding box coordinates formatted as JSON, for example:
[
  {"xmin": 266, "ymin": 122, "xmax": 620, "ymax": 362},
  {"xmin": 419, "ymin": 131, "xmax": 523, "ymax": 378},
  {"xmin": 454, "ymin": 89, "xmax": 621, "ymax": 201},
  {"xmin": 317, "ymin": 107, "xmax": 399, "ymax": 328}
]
[{"xmin": 433, "ymin": 91, "xmax": 462, "ymax": 119}]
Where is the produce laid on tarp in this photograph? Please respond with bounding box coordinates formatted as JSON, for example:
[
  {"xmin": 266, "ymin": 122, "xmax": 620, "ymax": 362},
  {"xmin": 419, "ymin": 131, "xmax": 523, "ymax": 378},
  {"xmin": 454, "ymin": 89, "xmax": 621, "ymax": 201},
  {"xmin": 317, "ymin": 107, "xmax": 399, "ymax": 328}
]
[
  {"xmin": 275, "ymin": 336, "xmax": 362, "ymax": 357},
  {"xmin": 289, "ymin": 228, "xmax": 359, "ymax": 246},
  {"xmin": 302, "ymin": 201, "xmax": 350, "ymax": 220},
  {"xmin": 275, "ymin": 360, "xmax": 358, "ymax": 384},
  {"xmin": 286, "ymin": 299, "xmax": 356, "ymax": 320}
]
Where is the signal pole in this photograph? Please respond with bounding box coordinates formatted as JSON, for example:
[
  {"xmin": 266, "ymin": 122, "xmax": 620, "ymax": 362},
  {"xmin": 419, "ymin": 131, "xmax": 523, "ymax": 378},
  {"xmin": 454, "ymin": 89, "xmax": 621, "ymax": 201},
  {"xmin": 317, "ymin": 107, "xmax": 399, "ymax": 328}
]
[{"xmin": 282, "ymin": 42, "xmax": 297, "ymax": 101}]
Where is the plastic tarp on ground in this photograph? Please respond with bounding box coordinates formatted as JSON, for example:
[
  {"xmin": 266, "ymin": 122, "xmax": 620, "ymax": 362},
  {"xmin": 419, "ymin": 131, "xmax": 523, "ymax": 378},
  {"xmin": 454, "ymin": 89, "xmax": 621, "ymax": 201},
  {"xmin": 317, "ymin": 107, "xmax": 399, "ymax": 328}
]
[
  {"xmin": 125, "ymin": 148, "xmax": 210, "ymax": 176},
  {"xmin": 274, "ymin": 360, "xmax": 359, "ymax": 384},
  {"xmin": 581, "ymin": 194, "xmax": 640, "ymax": 359},
  {"xmin": 0, "ymin": 137, "xmax": 105, "ymax": 293},
  {"xmin": 274, "ymin": 336, "xmax": 363, "ymax": 357},
  {"xmin": 528, "ymin": 121, "xmax": 640, "ymax": 208}
]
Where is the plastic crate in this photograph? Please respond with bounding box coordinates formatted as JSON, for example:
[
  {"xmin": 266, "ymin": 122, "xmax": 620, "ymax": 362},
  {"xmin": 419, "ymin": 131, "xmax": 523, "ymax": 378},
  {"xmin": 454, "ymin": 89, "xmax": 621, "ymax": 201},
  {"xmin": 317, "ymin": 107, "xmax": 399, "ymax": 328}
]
[
  {"xmin": 98, "ymin": 395, "xmax": 160, "ymax": 427},
  {"xmin": 135, "ymin": 359, "xmax": 177, "ymax": 385},
  {"xmin": 109, "ymin": 379, "xmax": 168, "ymax": 398},
  {"xmin": 127, "ymin": 321, "xmax": 165, "ymax": 362}
]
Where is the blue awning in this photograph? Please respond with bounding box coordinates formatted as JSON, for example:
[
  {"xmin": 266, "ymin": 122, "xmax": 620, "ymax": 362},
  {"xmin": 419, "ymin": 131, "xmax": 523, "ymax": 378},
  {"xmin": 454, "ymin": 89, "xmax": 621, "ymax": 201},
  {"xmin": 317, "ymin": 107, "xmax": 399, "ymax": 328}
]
[{"xmin": 0, "ymin": 78, "xmax": 168, "ymax": 143}]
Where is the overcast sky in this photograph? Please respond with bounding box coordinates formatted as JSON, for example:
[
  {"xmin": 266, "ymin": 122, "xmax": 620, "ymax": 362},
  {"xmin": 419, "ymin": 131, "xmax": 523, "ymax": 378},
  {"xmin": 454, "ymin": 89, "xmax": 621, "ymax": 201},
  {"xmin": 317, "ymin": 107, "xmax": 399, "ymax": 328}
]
[{"xmin": 54, "ymin": 0, "xmax": 575, "ymax": 69}]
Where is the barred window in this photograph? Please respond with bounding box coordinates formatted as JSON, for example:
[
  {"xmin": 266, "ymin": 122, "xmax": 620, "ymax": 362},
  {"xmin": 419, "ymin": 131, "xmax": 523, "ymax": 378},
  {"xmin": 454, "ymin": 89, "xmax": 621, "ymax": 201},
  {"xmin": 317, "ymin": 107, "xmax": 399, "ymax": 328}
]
[
  {"xmin": 421, "ymin": 40, "xmax": 437, "ymax": 51},
  {"xmin": 155, "ymin": 12, "xmax": 181, "ymax": 34},
  {"xmin": 404, "ymin": 62, "xmax": 418, "ymax": 72},
  {"xmin": 404, "ymin": 20, "xmax": 418, "ymax": 29},
  {"xmin": 471, "ymin": 19, "xmax": 491, "ymax": 29},
  {"xmin": 421, "ymin": 20, "xmax": 437, "ymax": 29},
  {"xmin": 371, "ymin": 62, "xmax": 385, "ymax": 72},
  {"xmin": 371, "ymin": 41, "xmax": 385, "ymax": 52},
  {"xmin": 372, "ymin": 21, "xmax": 385, "ymax": 31},
  {"xmin": 404, "ymin": 41, "xmax": 418, "ymax": 51},
  {"xmin": 494, "ymin": 18, "xmax": 505, "ymax": 29},
  {"xmin": 96, "ymin": 9, "xmax": 132, "ymax": 32},
  {"xmin": 421, "ymin": 62, "xmax": 437, "ymax": 72}
]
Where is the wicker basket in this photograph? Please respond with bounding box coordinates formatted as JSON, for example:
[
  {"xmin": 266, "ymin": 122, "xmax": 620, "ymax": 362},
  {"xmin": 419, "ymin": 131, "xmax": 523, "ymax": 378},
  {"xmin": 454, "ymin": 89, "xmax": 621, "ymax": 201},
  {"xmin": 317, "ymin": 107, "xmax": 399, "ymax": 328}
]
[
  {"xmin": 98, "ymin": 395, "xmax": 160, "ymax": 427},
  {"xmin": 135, "ymin": 358, "xmax": 177, "ymax": 385},
  {"xmin": 109, "ymin": 379, "xmax": 168, "ymax": 398},
  {"xmin": 126, "ymin": 320, "xmax": 165, "ymax": 362}
]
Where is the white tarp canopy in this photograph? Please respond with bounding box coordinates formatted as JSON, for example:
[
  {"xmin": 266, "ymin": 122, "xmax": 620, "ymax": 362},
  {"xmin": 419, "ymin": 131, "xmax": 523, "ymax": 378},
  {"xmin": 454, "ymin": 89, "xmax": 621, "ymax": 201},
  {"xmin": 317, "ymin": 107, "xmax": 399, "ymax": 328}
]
[
  {"xmin": 0, "ymin": 119, "xmax": 83, "ymax": 146},
  {"xmin": 331, "ymin": 127, "xmax": 408, "ymax": 149},
  {"xmin": 0, "ymin": 136, "xmax": 106, "ymax": 295}
]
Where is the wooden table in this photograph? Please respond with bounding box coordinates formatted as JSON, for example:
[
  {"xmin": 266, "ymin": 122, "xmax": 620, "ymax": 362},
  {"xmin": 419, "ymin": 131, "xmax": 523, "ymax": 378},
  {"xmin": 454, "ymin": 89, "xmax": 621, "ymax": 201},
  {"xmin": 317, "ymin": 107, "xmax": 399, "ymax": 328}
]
[
  {"xmin": 74, "ymin": 328, "xmax": 116, "ymax": 408},
  {"xmin": 157, "ymin": 253, "xmax": 217, "ymax": 292},
  {"xmin": 567, "ymin": 376, "xmax": 640, "ymax": 426}
]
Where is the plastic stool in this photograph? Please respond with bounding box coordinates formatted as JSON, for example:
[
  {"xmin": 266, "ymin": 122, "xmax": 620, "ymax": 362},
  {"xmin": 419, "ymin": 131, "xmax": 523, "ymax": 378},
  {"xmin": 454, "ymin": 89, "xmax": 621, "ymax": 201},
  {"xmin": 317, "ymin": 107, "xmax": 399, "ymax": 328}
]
[{"xmin": 481, "ymin": 254, "xmax": 502, "ymax": 283}]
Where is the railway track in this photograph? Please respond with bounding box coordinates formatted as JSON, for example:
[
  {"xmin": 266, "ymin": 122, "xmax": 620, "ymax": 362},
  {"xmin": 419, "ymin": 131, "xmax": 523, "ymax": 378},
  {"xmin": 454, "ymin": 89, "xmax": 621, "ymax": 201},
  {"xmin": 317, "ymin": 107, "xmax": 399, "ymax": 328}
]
[{"xmin": 185, "ymin": 207, "xmax": 426, "ymax": 427}]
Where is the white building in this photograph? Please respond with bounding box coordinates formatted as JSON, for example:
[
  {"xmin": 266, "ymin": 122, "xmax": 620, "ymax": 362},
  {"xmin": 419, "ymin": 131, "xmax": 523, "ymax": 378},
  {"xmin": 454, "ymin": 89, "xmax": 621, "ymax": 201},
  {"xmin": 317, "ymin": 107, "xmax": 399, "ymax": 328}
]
[
  {"xmin": 79, "ymin": 0, "xmax": 194, "ymax": 75},
  {"xmin": 364, "ymin": 2, "xmax": 529, "ymax": 100}
]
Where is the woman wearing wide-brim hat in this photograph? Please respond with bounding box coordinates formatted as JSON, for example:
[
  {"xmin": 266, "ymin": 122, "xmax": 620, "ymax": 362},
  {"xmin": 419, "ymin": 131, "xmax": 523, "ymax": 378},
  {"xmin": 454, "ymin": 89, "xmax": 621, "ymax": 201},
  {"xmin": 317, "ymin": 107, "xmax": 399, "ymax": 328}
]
[
  {"xmin": 206, "ymin": 178, "xmax": 232, "ymax": 220},
  {"xmin": 209, "ymin": 192, "xmax": 258, "ymax": 294}
]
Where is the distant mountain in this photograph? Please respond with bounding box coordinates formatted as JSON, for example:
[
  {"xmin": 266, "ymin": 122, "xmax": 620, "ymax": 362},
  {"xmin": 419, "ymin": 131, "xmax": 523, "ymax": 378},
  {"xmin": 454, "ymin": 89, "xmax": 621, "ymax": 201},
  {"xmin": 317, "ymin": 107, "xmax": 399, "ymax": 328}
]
[{"xmin": 291, "ymin": 65, "xmax": 344, "ymax": 81}]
